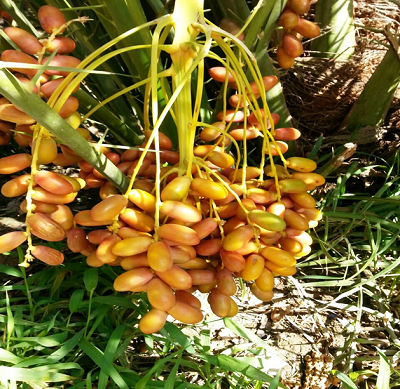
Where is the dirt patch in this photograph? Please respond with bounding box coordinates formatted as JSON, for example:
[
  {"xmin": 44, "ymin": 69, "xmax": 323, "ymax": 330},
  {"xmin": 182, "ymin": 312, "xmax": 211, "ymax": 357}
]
[{"xmin": 195, "ymin": 277, "xmax": 396, "ymax": 388}]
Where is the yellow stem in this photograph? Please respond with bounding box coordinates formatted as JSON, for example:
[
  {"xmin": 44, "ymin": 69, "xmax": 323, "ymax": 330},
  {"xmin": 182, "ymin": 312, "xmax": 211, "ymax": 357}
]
[
  {"xmin": 144, "ymin": 25, "xmax": 174, "ymax": 132},
  {"xmin": 21, "ymin": 124, "xmax": 45, "ymax": 267},
  {"xmin": 160, "ymin": 76, "xmax": 177, "ymax": 125},
  {"xmin": 82, "ymin": 68, "xmax": 171, "ymax": 122},
  {"xmin": 210, "ymin": 201, "xmax": 225, "ymax": 239},
  {"xmin": 50, "ymin": 44, "xmax": 155, "ymax": 112},
  {"xmin": 194, "ymin": 158, "xmax": 261, "ymax": 247},
  {"xmin": 186, "ymin": 58, "xmax": 205, "ymax": 177},
  {"xmin": 196, "ymin": 121, "xmax": 241, "ymax": 169},
  {"xmin": 151, "ymin": 20, "xmax": 173, "ymax": 127},
  {"xmin": 214, "ymin": 32, "xmax": 286, "ymax": 201}
]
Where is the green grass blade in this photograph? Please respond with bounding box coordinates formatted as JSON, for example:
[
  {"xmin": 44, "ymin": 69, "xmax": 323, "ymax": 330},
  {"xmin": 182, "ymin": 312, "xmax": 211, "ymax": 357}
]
[
  {"xmin": 98, "ymin": 325, "xmax": 127, "ymax": 389},
  {"xmin": 162, "ymin": 322, "xmax": 196, "ymax": 354},
  {"xmin": 46, "ymin": 330, "xmax": 85, "ymax": 363},
  {"xmin": 333, "ymin": 371, "xmax": 358, "ymax": 389},
  {"xmin": 0, "ymin": 349, "xmax": 22, "ymax": 365},
  {"xmin": 300, "ymin": 280, "xmax": 355, "ymax": 288},
  {"xmin": 0, "ymin": 265, "xmax": 23, "ymax": 278},
  {"xmin": 376, "ymin": 349, "xmax": 390, "ymax": 389},
  {"xmin": 91, "ymin": 296, "xmax": 137, "ymax": 309},
  {"xmin": 339, "ymin": 195, "xmax": 400, "ymax": 204},
  {"xmin": 175, "ymin": 383, "xmax": 204, "ymax": 389},
  {"xmin": 0, "ymin": 366, "xmax": 72, "ymax": 383},
  {"xmin": 46, "ymin": 311, "xmax": 60, "ymax": 333},
  {"xmin": 69, "ymin": 290, "xmax": 85, "ymax": 314},
  {"xmin": 223, "ymin": 318, "xmax": 272, "ymax": 351},
  {"xmin": 266, "ymin": 369, "xmax": 281, "ymax": 389},
  {"xmin": 86, "ymin": 370, "xmax": 94, "ymax": 389},
  {"xmin": 135, "ymin": 351, "xmax": 181, "ymax": 389},
  {"xmin": 164, "ymin": 354, "xmax": 182, "ymax": 389},
  {"xmin": 86, "ymin": 304, "xmax": 111, "ymax": 339},
  {"xmin": 79, "ymin": 339, "xmax": 129, "ymax": 389},
  {"xmin": 200, "ymin": 329, "xmax": 211, "ymax": 354},
  {"xmin": 0, "ymin": 315, "xmax": 47, "ymax": 330},
  {"xmin": 322, "ymin": 211, "xmax": 400, "ymax": 231},
  {"xmin": 198, "ymin": 354, "xmax": 286, "ymax": 387},
  {"xmin": 51, "ymin": 269, "xmax": 70, "ymax": 297},
  {"xmin": 84, "ymin": 268, "xmax": 98, "ymax": 292},
  {"xmin": 32, "ymin": 362, "xmax": 82, "ymax": 371},
  {"xmin": 5, "ymin": 292, "xmax": 14, "ymax": 351},
  {"xmin": 8, "ymin": 357, "xmax": 49, "ymax": 369},
  {"xmin": 27, "ymin": 332, "xmax": 69, "ymax": 347}
]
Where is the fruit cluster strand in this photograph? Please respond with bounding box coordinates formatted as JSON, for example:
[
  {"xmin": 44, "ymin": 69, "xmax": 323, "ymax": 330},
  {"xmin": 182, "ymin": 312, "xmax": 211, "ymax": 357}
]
[
  {"xmin": 0, "ymin": 3, "xmax": 324, "ymax": 334},
  {"xmin": 277, "ymin": 0, "xmax": 321, "ymax": 69}
]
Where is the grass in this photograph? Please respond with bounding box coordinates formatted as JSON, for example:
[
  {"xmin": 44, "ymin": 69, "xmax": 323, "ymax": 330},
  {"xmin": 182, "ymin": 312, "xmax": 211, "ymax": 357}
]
[
  {"xmin": 294, "ymin": 149, "xmax": 400, "ymax": 387},
  {"xmin": 0, "ymin": 248, "xmax": 286, "ymax": 388}
]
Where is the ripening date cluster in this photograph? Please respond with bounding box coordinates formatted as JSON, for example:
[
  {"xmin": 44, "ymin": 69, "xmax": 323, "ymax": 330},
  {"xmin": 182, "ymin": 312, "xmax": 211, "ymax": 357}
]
[
  {"xmin": 0, "ymin": 5, "xmax": 83, "ymax": 148},
  {"xmin": 277, "ymin": 0, "xmax": 320, "ymax": 69},
  {"xmin": 70, "ymin": 138, "xmax": 324, "ymax": 334},
  {"xmin": 0, "ymin": 83, "xmax": 324, "ymax": 334},
  {"xmin": 0, "ymin": 5, "xmax": 86, "ymax": 265},
  {"xmin": 0, "ymin": 116, "xmax": 324, "ymax": 333},
  {"xmin": 0, "ymin": 5, "xmax": 325, "ymax": 334}
]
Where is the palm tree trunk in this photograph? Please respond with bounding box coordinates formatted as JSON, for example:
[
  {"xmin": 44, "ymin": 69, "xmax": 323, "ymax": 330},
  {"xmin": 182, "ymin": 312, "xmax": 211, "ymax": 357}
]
[{"xmin": 311, "ymin": 0, "xmax": 356, "ymax": 60}]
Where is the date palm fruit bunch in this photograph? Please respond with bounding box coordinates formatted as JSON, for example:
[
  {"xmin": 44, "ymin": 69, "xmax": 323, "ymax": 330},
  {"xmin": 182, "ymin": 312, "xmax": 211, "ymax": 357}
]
[
  {"xmin": 0, "ymin": 5, "xmax": 90, "ymax": 265},
  {"xmin": 0, "ymin": 4, "xmax": 86, "ymax": 161},
  {"xmin": 277, "ymin": 0, "xmax": 321, "ymax": 69},
  {"xmin": 0, "ymin": 1, "xmax": 324, "ymax": 334},
  {"xmin": 1, "ymin": 5, "xmax": 85, "ymax": 129}
]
